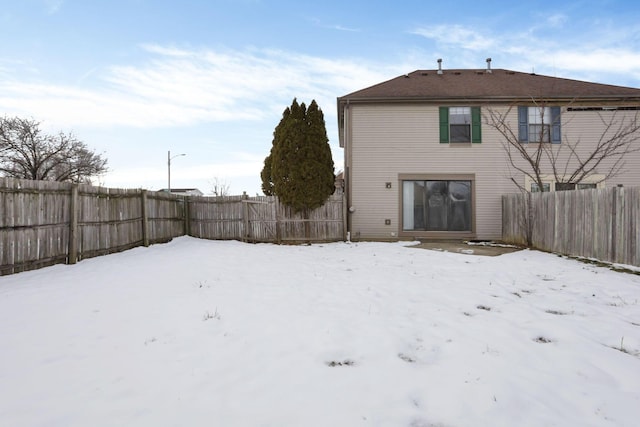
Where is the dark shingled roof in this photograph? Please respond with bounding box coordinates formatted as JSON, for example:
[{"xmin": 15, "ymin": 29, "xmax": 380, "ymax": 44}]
[{"xmin": 339, "ymin": 69, "xmax": 640, "ymax": 102}]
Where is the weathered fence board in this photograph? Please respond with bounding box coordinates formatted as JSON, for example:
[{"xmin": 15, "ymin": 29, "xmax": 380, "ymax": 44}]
[
  {"xmin": 0, "ymin": 179, "xmax": 71, "ymax": 274},
  {"xmin": 188, "ymin": 195, "xmax": 247, "ymax": 241},
  {"xmin": 76, "ymin": 185, "xmax": 144, "ymax": 260},
  {"xmin": 503, "ymin": 186, "xmax": 639, "ymax": 267},
  {"xmin": 188, "ymin": 192, "xmax": 345, "ymax": 243},
  {"xmin": 146, "ymin": 191, "xmax": 186, "ymax": 244},
  {"xmin": 1, "ymin": 178, "xmax": 345, "ymax": 276}
]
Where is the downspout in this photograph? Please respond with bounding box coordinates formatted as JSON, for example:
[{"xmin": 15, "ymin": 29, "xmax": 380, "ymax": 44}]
[{"xmin": 344, "ymin": 99, "xmax": 352, "ymax": 241}]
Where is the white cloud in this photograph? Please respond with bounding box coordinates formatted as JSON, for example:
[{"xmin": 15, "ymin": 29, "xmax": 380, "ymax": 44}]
[
  {"xmin": 108, "ymin": 158, "xmax": 262, "ymax": 184},
  {"xmin": 310, "ymin": 17, "xmax": 360, "ymax": 33},
  {"xmin": 542, "ymin": 48, "xmax": 640, "ymax": 83},
  {"xmin": 103, "ymin": 151, "xmax": 268, "ymax": 194},
  {"xmin": 44, "ymin": 0, "xmax": 63, "ymax": 14},
  {"xmin": 411, "ymin": 25, "xmax": 496, "ymax": 51},
  {"xmin": 0, "ymin": 46, "xmax": 402, "ymax": 129},
  {"xmin": 0, "ymin": 45, "xmax": 400, "ymax": 193},
  {"xmin": 409, "ymin": 21, "xmax": 640, "ymax": 85},
  {"xmin": 545, "ymin": 13, "xmax": 567, "ymax": 28},
  {"xmin": 331, "ymin": 24, "xmax": 360, "ymax": 32},
  {"xmin": 552, "ymin": 48, "xmax": 640, "ymax": 73}
]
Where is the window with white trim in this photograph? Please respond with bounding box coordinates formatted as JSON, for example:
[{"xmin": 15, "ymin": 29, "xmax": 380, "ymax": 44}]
[
  {"xmin": 439, "ymin": 107, "xmax": 482, "ymax": 143},
  {"xmin": 518, "ymin": 106, "xmax": 561, "ymax": 144},
  {"xmin": 531, "ymin": 182, "xmax": 551, "ymax": 192},
  {"xmin": 528, "ymin": 107, "xmax": 551, "ymax": 143},
  {"xmin": 525, "ymin": 174, "xmax": 604, "ymax": 192},
  {"xmin": 449, "ymin": 107, "xmax": 471, "ymax": 142}
]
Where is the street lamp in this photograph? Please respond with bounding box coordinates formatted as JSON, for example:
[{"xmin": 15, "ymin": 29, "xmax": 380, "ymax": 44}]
[{"xmin": 167, "ymin": 150, "xmax": 186, "ymax": 193}]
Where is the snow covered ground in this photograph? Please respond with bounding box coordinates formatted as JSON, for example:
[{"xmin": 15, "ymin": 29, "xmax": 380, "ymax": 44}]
[{"xmin": 1, "ymin": 237, "xmax": 639, "ymax": 427}]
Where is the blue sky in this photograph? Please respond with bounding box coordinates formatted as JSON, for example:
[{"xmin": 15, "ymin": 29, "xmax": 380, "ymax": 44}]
[{"xmin": 2, "ymin": 0, "xmax": 640, "ymax": 195}]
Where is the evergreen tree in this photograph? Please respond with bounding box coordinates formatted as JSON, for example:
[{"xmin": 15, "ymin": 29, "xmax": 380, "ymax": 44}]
[
  {"xmin": 260, "ymin": 98, "xmax": 335, "ymax": 212},
  {"xmin": 260, "ymin": 153, "xmax": 274, "ymax": 196},
  {"xmin": 260, "ymin": 104, "xmax": 291, "ymax": 196},
  {"xmin": 303, "ymin": 100, "xmax": 335, "ymax": 207}
]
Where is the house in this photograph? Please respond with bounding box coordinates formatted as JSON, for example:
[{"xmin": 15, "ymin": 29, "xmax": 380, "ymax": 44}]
[
  {"xmin": 337, "ymin": 59, "xmax": 640, "ymax": 241},
  {"xmin": 334, "ymin": 171, "xmax": 345, "ymax": 193},
  {"xmin": 160, "ymin": 188, "xmax": 204, "ymax": 196}
]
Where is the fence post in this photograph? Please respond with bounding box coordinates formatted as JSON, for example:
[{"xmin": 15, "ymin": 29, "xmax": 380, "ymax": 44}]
[
  {"xmin": 611, "ymin": 187, "xmax": 617, "ymax": 261},
  {"xmin": 68, "ymin": 184, "xmax": 78, "ymax": 264},
  {"xmin": 611, "ymin": 186, "xmax": 625, "ymax": 264},
  {"xmin": 141, "ymin": 190, "xmax": 149, "ymax": 247},
  {"xmin": 184, "ymin": 196, "xmax": 191, "ymax": 236},
  {"xmin": 242, "ymin": 201, "xmax": 249, "ymax": 242},
  {"xmin": 274, "ymin": 197, "xmax": 281, "ymax": 244}
]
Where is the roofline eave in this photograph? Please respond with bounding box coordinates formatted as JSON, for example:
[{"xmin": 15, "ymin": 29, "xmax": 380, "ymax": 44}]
[{"xmin": 337, "ymin": 95, "xmax": 640, "ymax": 105}]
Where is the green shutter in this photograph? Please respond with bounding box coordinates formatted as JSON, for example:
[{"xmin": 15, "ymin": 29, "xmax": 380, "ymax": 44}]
[
  {"xmin": 439, "ymin": 107, "xmax": 449, "ymax": 143},
  {"xmin": 471, "ymin": 107, "xmax": 482, "ymax": 143}
]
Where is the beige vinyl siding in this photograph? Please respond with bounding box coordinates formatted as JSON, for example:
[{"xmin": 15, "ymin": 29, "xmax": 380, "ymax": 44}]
[
  {"xmin": 497, "ymin": 107, "xmax": 640, "ymax": 189},
  {"xmin": 346, "ymin": 104, "xmax": 640, "ymax": 241},
  {"xmin": 561, "ymin": 109, "xmax": 640, "ymax": 187},
  {"xmin": 348, "ymin": 104, "xmax": 510, "ymax": 240}
]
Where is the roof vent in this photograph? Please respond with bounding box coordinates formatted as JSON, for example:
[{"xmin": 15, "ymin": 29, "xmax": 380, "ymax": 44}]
[
  {"xmin": 486, "ymin": 58, "xmax": 492, "ymax": 74},
  {"xmin": 437, "ymin": 58, "xmax": 443, "ymax": 75}
]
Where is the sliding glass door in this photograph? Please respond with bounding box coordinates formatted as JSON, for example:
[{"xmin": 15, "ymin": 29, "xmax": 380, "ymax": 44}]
[{"xmin": 402, "ymin": 180, "xmax": 472, "ymax": 232}]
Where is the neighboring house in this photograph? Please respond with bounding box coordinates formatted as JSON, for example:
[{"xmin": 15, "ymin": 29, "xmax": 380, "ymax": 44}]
[
  {"xmin": 160, "ymin": 188, "xmax": 204, "ymax": 196},
  {"xmin": 337, "ymin": 59, "xmax": 640, "ymax": 241},
  {"xmin": 334, "ymin": 171, "xmax": 345, "ymax": 193}
]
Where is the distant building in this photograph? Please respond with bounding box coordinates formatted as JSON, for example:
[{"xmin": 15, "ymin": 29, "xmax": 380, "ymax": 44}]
[
  {"xmin": 160, "ymin": 188, "xmax": 204, "ymax": 196},
  {"xmin": 335, "ymin": 171, "xmax": 345, "ymax": 193}
]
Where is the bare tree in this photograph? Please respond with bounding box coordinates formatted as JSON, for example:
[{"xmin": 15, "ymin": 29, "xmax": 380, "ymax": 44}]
[
  {"xmin": 0, "ymin": 117, "xmax": 108, "ymax": 183},
  {"xmin": 209, "ymin": 176, "xmax": 231, "ymax": 196},
  {"xmin": 485, "ymin": 101, "xmax": 640, "ymax": 245},
  {"xmin": 485, "ymin": 102, "xmax": 640, "ymax": 193}
]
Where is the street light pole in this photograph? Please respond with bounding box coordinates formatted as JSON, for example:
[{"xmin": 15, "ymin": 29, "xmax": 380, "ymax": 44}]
[{"xmin": 167, "ymin": 150, "xmax": 186, "ymax": 193}]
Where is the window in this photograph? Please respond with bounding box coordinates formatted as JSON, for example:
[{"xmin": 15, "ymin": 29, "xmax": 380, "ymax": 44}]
[
  {"xmin": 450, "ymin": 107, "xmax": 471, "ymax": 142},
  {"xmin": 525, "ymin": 174, "xmax": 604, "ymax": 192},
  {"xmin": 555, "ymin": 182, "xmax": 575, "ymax": 191},
  {"xmin": 439, "ymin": 107, "xmax": 481, "ymax": 143},
  {"xmin": 518, "ymin": 106, "xmax": 561, "ymax": 144},
  {"xmin": 403, "ymin": 180, "xmax": 472, "ymax": 231},
  {"xmin": 577, "ymin": 183, "xmax": 597, "ymax": 190},
  {"xmin": 528, "ymin": 107, "xmax": 551, "ymax": 143},
  {"xmin": 531, "ymin": 182, "xmax": 551, "ymax": 192},
  {"xmin": 555, "ymin": 182, "xmax": 598, "ymax": 191}
]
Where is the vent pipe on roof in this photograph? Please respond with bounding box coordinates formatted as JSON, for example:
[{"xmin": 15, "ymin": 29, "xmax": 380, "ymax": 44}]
[
  {"xmin": 437, "ymin": 58, "xmax": 443, "ymax": 75},
  {"xmin": 486, "ymin": 57, "xmax": 492, "ymax": 73}
]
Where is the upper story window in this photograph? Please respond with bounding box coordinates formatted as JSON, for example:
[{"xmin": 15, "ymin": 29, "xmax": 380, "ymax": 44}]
[
  {"xmin": 528, "ymin": 107, "xmax": 551, "ymax": 142},
  {"xmin": 518, "ymin": 106, "xmax": 561, "ymax": 144},
  {"xmin": 439, "ymin": 107, "xmax": 482, "ymax": 144},
  {"xmin": 450, "ymin": 107, "xmax": 471, "ymax": 142}
]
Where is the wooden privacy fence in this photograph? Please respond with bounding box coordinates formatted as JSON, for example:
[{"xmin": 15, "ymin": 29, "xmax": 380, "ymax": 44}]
[
  {"xmin": 188, "ymin": 194, "xmax": 345, "ymax": 243},
  {"xmin": 0, "ymin": 178, "xmax": 345, "ymax": 275},
  {"xmin": 502, "ymin": 186, "xmax": 639, "ymax": 267}
]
